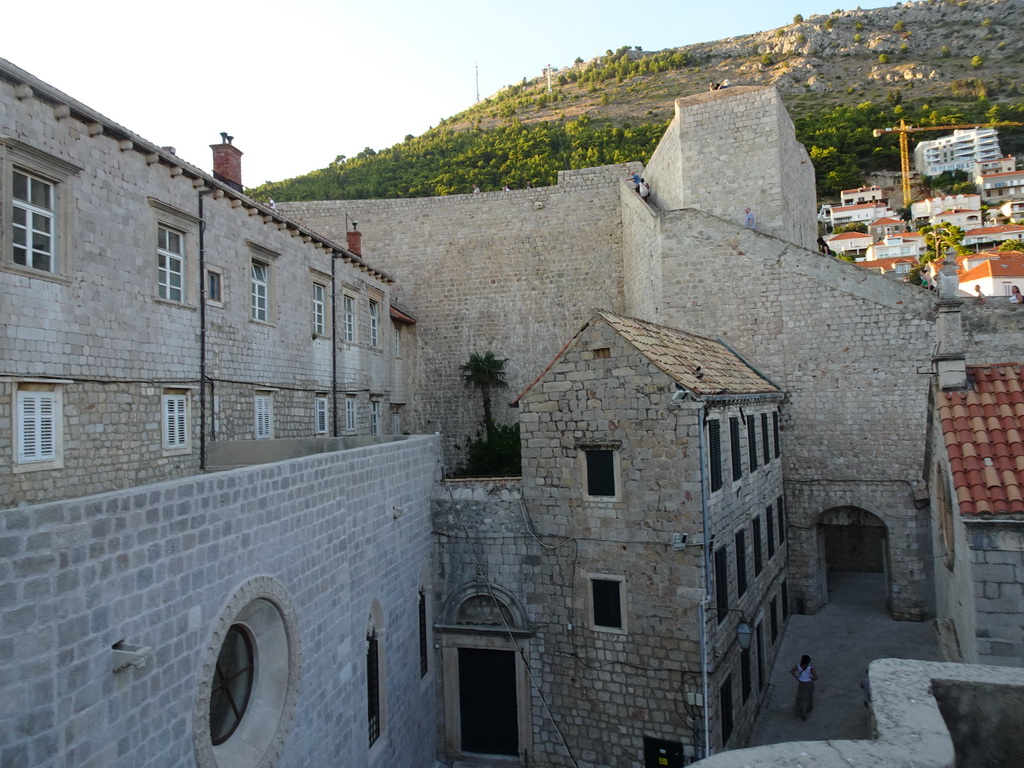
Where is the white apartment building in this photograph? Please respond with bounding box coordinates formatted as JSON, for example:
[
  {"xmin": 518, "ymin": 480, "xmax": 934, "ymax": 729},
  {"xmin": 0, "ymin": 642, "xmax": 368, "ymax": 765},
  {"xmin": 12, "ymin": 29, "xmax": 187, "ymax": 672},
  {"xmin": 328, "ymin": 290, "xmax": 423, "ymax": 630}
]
[
  {"xmin": 977, "ymin": 169, "xmax": 1024, "ymax": 203},
  {"xmin": 913, "ymin": 128, "xmax": 1002, "ymax": 176},
  {"xmin": 911, "ymin": 193, "xmax": 982, "ymax": 221}
]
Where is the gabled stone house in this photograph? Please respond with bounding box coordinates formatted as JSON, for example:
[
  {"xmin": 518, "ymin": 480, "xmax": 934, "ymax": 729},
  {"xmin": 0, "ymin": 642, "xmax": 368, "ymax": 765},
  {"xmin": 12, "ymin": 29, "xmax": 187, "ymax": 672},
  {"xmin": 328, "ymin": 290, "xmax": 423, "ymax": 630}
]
[{"xmin": 433, "ymin": 311, "xmax": 787, "ymax": 765}]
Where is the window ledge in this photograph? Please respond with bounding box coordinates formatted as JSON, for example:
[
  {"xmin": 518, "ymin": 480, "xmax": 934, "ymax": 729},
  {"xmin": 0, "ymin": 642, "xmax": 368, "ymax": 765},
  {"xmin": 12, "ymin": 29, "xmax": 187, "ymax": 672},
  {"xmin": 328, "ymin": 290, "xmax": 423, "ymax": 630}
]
[
  {"xmin": 154, "ymin": 297, "xmax": 197, "ymax": 311},
  {"xmin": 0, "ymin": 263, "xmax": 72, "ymax": 285},
  {"xmin": 13, "ymin": 458, "xmax": 64, "ymax": 474}
]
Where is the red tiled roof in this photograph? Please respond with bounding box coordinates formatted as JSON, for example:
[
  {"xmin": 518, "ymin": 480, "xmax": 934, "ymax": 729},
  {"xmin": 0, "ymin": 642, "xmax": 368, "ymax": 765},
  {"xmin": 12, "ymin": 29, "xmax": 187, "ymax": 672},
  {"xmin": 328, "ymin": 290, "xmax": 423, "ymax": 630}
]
[
  {"xmin": 964, "ymin": 225, "xmax": 1024, "ymax": 237},
  {"xmin": 982, "ymin": 170, "xmax": 1024, "ymax": 179},
  {"xmin": 832, "ymin": 202, "xmax": 887, "ymax": 212},
  {"xmin": 827, "ymin": 232, "xmax": 872, "ymax": 242},
  {"xmin": 959, "ymin": 252, "xmax": 1024, "ymax": 282},
  {"xmin": 939, "ymin": 365, "xmax": 1024, "ymax": 516},
  {"xmin": 854, "ymin": 256, "xmax": 916, "ymax": 270}
]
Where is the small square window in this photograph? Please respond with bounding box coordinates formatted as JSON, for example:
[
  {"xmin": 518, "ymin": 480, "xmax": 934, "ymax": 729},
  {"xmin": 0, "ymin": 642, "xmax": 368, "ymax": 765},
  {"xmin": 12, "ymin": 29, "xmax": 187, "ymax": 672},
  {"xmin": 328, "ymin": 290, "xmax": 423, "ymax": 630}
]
[
  {"xmin": 584, "ymin": 449, "xmax": 617, "ymax": 498},
  {"xmin": 591, "ymin": 577, "xmax": 624, "ymax": 630},
  {"xmin": 206, "ymin": 268, "xmax": 223, "ymax": 305},
  {"xmin": 594, "ymin": 347, "xmax": 611, "ymax": 359}
]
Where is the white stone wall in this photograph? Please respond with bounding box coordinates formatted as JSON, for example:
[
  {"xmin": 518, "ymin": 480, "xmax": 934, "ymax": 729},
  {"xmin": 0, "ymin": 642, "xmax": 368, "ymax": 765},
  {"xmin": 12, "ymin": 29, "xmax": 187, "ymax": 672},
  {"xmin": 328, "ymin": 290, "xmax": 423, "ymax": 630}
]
[
  {"xmin": 0, "ymin": 71, "xmax": 400, "ymax": 508},
  {"xmin": 0, "ymin": 436, "xmax": 440, "ymax": 768}
]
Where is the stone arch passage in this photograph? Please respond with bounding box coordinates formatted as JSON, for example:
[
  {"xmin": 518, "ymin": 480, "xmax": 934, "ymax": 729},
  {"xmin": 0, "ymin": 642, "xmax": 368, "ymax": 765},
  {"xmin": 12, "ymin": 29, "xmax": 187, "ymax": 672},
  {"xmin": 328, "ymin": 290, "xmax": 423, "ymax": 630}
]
[{"xmin": 818, "ymin": 506, "xmax": 891, "ymax": 614}]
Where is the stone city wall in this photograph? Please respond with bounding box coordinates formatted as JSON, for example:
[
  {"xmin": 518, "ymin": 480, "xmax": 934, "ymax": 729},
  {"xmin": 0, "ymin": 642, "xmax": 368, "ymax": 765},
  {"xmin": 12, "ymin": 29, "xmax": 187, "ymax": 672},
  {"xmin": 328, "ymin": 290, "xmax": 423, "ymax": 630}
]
[{"xmin": 0, "ymin": 436, "xmax": 440, "ymax": 768}]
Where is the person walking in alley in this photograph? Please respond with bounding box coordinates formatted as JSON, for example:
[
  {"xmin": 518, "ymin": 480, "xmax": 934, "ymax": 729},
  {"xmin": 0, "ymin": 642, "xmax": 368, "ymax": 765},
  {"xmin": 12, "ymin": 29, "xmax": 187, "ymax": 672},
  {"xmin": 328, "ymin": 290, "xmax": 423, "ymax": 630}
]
[{"xmin": 790, "ymin": 654, "xmax": 818, "ymax": 720}]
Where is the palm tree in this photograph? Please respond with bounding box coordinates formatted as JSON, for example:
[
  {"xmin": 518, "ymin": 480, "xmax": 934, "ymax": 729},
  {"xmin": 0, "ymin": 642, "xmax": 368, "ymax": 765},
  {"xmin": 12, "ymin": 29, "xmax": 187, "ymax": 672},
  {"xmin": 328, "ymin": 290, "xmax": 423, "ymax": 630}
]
[{"xmin": 460, "ymin": 351, "xmax": 509, "ymax": 434}]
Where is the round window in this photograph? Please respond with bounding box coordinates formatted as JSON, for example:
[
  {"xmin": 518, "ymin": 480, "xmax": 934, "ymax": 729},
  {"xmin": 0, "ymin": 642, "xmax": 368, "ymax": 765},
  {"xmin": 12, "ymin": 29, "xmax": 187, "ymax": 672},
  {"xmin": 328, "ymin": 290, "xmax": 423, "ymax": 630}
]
[{"xmin": 210, "ymin": 624, "xmax": 255, "ymax": 745}]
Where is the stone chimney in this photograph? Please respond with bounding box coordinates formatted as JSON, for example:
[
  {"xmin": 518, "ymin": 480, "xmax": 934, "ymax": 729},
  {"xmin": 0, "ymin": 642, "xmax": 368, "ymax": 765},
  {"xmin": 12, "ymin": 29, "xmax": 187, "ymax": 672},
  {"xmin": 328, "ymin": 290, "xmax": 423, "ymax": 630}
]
[
  {"xmin": 933, "ymin": 250, "xmax": 967, "ymax": 390},
  {"xmin": 210, "ymin": 133, "xmax": 243, "ymax": 192},
  {"xmin": 347, "ymin": 223, "xmax": 362, "ymax": 256}
]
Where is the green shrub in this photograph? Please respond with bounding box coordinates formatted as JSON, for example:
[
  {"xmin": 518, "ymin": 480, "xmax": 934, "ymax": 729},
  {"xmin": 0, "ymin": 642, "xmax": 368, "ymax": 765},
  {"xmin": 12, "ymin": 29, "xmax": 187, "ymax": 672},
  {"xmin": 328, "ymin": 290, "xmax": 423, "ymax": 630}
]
[
  {"xmin": 793, "ymin": 13, "xmax": 804, "ymax": 23},
  {"xmin": 455, "ymin": 424, "xmax": 522, "ymax": 477},
  {"xmin": 878, "ymin": 53, "xmax": 890, "ymax": 64}
]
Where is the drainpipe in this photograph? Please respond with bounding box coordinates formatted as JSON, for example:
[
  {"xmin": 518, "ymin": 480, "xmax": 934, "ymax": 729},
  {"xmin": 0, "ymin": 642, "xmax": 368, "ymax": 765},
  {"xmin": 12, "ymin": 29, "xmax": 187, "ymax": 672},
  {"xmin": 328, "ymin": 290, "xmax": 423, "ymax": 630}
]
[
  {"xmin": 330, "ymin": 248, "xmax": 338, "ymax": 436},
  {"xmin": 198, "ymin": 188, "xmax": 213, "ymax": 470},
  {"xmin": 694, "ymin": 398, "xmax": 712, "ymax": 759}
]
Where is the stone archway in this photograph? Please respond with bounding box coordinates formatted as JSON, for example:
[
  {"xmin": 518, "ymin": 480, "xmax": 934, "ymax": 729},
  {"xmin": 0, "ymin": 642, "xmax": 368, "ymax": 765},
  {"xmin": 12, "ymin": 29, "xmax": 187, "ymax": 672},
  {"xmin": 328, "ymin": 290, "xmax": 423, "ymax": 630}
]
[{"xmin": 817, "ymin": 506, "xmax": 891, "ymax": 614}]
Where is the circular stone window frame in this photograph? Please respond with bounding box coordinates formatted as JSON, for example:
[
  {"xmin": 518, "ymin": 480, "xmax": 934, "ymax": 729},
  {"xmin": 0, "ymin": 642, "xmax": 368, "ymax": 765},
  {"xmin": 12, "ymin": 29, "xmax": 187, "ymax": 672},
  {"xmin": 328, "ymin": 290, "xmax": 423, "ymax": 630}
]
[{"xmin": 194, "ymin": 575, "xmax": 302, "ymax": 768}]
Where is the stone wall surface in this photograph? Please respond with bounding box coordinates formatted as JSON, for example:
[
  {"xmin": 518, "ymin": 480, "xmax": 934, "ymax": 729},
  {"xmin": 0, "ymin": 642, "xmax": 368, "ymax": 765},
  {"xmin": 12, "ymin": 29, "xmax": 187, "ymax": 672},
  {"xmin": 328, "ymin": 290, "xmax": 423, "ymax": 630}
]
[
  {"xmin": 0, "ymin": 436, "xmax": 441, "ymax": 768},
  {"xmin": 965, "ymin": 521, "xmax": 1024, "ymax": 667}
]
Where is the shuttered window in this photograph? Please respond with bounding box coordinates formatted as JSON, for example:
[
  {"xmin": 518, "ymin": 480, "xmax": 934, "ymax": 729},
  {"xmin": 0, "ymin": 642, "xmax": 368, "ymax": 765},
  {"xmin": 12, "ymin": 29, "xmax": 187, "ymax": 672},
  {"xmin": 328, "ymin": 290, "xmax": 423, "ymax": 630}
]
[
  {"xmin": 708, "ymin": 419, "xmax": 722, "ymax": 491},
  {"xmin": 730, "ymin": 417, "xmax": 742, "ymax": 481},
  {"xmin": 367, "ymin": 629, "xmax": 380, "ymax": 746},
  {"xmin": 714, "ymin": 547, "xmax": 729, "ymax": 623},
  {"xmin": 761, "ymin": 413, "xmax": 770, "ymax": 464},
  {"xmin": 17, "ymin": 389, "xmax": 58, "ymax": 462},
  {"xmin": 766, "ymin": 505, "xmax": 776, "ymax": 559},
  {"xmin": 777, "ymin": 495, "xmax": 786, "ymax": 544},
  {"xmin": 752, "ymin": 517, "xmax": 764, "ymax": 576},
  {"xmin": 162, "ymin": 390, "xmax": 189, "ymax": 449},
  {"xmin": 735, "ymin": 530, "xmax": 747, "ymax": 597},
  {"xmin": 346, "ymin": 396, "xmax": 357, "ymax": 432},
  {"xmin": 585, "ymin": 449, "xmax": 616, "ymax": 497},
  {"xmin": 315, "ymin": 395, "xmax": 328, "ymax": 435},
  {"xmin": 419, "ymin": 590, "xmax": 429, "ymax": 677},
  {"xmin": 591, "ymin": 578, "xmax": 623, "ymax": 629},
  {"xmin": 254, "ymin": 394, "xmax": 273, "ymax": 439},
  {"xmin": 720, "ymin": 676, "xmax": 734, "ymax": 747},
  {"xmin": 773, "ymin": 412, "xmax": 781, "ymax": 458},
  {"xmin": 747, "ymin": 415, "xmax": 758, "ymax": 471},
  {"xmin": 741, "ymin": 649, "xmax": 752, "ymax": 703}
]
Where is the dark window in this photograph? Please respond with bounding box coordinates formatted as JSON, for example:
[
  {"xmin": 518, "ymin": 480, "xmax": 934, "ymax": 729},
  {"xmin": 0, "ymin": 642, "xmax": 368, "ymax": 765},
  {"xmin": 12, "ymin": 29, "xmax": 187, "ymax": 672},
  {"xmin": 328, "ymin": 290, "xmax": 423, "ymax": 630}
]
[
  {"xmin": 755, "ymin": 623, "xmax": 765, "ymax": 690},
  {"xmin": 752, "ymin": 518, "xmax": 763, "ymax": 576},
  {"xmin": 730, "ymin": 417, "xmax": 742, "ymax": 481},
  {"xmin": 419, "ymin": 589, "xmax": 428, "ymax": 677},
  {"xmin": 735, "ymin": 530, "xmax": 747, "ymax": 597},
  {"xmin": 207, "ymin": 270, "xmax": 222, "ymax": 302},
  {"xmin": 770, "ymin": 598, "xmax": 779, "ymax": 645},
  {"xmin": 708, "ymin": 419, "xmax": 722, "ymax": 491},
  {"xmin": 782, "ymin": 580, "xmax": 790, "ymax": 621},
  {"xmin": 643, "ymin": 737, "xmax": 686, "ymax": 768},
  {"xmin": 586, "ymin": 450, "xmax": 616, "ymax": 497},
  {"xmin": 719, "ymin": 676, "xmax": 734, "ymax": 747},
  {"xmin": 592, "ymin": 578, "xmax": 623, "ymax": 629},
  {"xmin": 367, "ymin": 629, "xmax": 380, "ymax": 745},
  {"xmin": 714, "ymin": 547, "xmax": 729, "ymax": 623},
  {"xmin": 210, "ymin": 624, "xmax": 255, "ymax": 746},
  {"xmin": 773, "ymin": 412, "xmax": 780, "ymax": 458},
  {"xmin": 747, "ymin": 415, "xmax": 758, "ymax": 471},
  {"xmin": 741, "ymin": 648, "xmax": 752, "ymax": 702},
  {"xmin": 761, "ymin": 413, "xmax": 770, "ymax": 464},
  {"xmin": 766, "ymin": 505, "xmax": 776, "ymax": 559},
  {"xmin": 777, "ymin": 495, "xmax": 786, "ymax": 544}
]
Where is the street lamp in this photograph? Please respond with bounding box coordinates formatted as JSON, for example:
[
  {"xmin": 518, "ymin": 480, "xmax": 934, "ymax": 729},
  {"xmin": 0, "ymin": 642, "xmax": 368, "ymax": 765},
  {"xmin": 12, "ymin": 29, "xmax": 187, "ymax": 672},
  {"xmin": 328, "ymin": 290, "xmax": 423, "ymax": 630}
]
[{"xmin": 736, "ymin": 621, "xmax": 754, "ymax": 650}]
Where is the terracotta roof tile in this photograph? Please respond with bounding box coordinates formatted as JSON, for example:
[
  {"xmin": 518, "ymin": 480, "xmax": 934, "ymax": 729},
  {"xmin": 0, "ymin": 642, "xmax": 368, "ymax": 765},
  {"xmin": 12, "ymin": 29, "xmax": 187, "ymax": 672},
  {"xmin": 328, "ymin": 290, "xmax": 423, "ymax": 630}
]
[{"xmin": 939, "ymin": 364, "xmax": 1024, "ymax": 516}]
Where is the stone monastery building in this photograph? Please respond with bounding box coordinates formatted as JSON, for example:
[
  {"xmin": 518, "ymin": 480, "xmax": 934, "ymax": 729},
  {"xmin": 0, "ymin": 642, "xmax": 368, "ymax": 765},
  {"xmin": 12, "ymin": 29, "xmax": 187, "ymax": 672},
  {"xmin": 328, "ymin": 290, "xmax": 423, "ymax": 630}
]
[{"xmin": 3, "ymin": 55, "xmax": 1024, "ymax": 768}]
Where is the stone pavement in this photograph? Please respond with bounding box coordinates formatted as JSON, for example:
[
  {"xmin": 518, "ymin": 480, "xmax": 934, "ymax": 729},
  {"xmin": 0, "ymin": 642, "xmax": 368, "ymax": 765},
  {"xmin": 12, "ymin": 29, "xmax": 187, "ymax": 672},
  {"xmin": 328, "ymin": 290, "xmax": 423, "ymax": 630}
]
[{"xmin": 747, "ymin": 571, "xmax": 944, "ymax": 747}]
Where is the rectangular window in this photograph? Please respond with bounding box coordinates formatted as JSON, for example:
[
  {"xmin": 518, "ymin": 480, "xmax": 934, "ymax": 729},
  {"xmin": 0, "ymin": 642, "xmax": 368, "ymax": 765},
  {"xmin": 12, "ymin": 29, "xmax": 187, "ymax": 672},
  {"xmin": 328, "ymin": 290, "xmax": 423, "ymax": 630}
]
[
  {"xmin": 315, "ymin": 395, "xmax": 328, "ymax": 435},
  {"xmin": 393, "ymin": 325, "xmax": 401, "ymax": 358},
  {"xmin": 773, "ymin": 412, "xmax": 780, "ymax": 458},
  {"xmin": 251, "ymin": 260, "xmax": 269, "ymax": 322},
  {"xmin": 761, "ymin": 413, "xmax": 770, "ymax": 465},
  {"xmin": 370, "ymin": 400, "xmax": 381, "ymax": 436},
  {"xmin": 730, "ymin": 417, "xmax": 742, "ymax": 481},
  {"xmin": 312, "ymin": 282, "xmax": 326, "ymax": 336},
  {"xmin": 16, "ymin": 385, "xmax": 61, "ymax": 465},
  {"xmin": 162, "ymin": 389, "xmax": 189, "ymax": 450},
  {"xmin": 714, "ymin": 546, "xmax": 729, "ymax": 624},
  {"xmin": 735, "ymin": 530, "xmax": 747, "ymax": 597},
  {"xmin": 756, "ymin": 623, "xmax": 765, "ymax": 690},
  {"xmin": 766, "ymin": 505, "xmax": 776, "ymax": 559},
  {"xmin": 719, "ymin": 676, "xmax": 734, "ymax": 747},
  {"xmin": 752, "ymin": 518, "xmax": 763, "ymax": 576},
  {"xmin": 782, "ymin": 580, "xmax": 790, "ymax": 621},
  {"xmin": 206, "ymin": 267, "xmax": 223, "ymax": 304},
  {"xmin": 777, "ymin": 495, "xmax": 786, "ymax": 544},
  {"xmin": 369, "ymin": 298, "xmax": 380, "ymax": 347},
  {"xmin": 343, "ymin": 294, "xmax": 356, "ymax": 341},
  {"xmin": 367, "ymin": 629, "xmax": 380, "ymax": 746},
  {"xmin": 585, "ymin": 449, "xmax": 616, "ymax": 498},
  {"xmin": 770, "ymin": 597, "xmax": 779, "ymax": 644},
  {"xmin": 591, "ymin": 577, "xmax": 623, "ymax": 630},
  {"xmin": 708, "ymin": 419, "xmax": 722, "ymax": 492},
  {"xmin": 419, "ymin": 590, "xmax": 429, "ymax": 678},
  {"xmin": 157, "ymin": 225, "xmax": 185, "ymax": 303},
  {"xmin": 12, "ymin": 170, "xmax": 55, "ymax": 273},
  {"xmin": 345, "ymin": 395, "xmax": 357, "ymax": 432},
  {"xmin": 254, "ymin": 393, "xmax": 273, "ymax": 439},
  {"xmin": 741, "ymin": 648, "xmax": 752, "ymax": 703},
  {"xmin": 747, "ymin": 415, "xmax": 758, "ymax": 471},
  {"xmin": 391, "ymin": 411, "xmax": 400, "ymax": 436}
]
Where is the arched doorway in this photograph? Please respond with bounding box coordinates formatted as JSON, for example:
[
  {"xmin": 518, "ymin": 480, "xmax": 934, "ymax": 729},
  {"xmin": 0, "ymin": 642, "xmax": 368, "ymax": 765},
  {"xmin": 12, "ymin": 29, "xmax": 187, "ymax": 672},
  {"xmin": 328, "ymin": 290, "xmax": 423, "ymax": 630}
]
[{"xmin": 818, "ymin": 506, "xmax": 891, "ymax": 614}]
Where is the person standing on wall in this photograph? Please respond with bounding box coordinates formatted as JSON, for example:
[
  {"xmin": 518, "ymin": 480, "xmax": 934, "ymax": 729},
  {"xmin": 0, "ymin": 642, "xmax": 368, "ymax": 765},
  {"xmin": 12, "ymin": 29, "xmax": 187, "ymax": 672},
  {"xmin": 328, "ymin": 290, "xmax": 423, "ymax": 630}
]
[
  {"xmin": 790, "ymin": 654, "xmax": 817, "ymax": 720},
  {"xmin": 744, "ymin": 207, "xmax": 756, "ymax": 230}
]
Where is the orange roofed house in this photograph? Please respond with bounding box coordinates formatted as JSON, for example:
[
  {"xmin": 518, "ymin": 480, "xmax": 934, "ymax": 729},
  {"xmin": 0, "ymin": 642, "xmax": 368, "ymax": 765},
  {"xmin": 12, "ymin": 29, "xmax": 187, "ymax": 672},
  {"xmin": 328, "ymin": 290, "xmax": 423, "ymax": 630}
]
[
  {"xmin": 928, "ymin": 364, "xmax": 1024, "ymax": 666},
  {"xmin": 957, "ymin": 251, "xmax": 1024, "ymax": 300}
]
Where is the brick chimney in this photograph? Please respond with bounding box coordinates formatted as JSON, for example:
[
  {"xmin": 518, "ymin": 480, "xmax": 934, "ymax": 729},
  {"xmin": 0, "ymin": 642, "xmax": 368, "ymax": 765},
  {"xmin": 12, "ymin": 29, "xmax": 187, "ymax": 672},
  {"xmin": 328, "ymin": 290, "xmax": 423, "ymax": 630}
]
[
  {"xmin": 347, "ymin": 222, "xmax": 362, "ymax": 256},
  {"xmin": 210, "ymin": 132, "xmax": 243, "ymax": 192}
]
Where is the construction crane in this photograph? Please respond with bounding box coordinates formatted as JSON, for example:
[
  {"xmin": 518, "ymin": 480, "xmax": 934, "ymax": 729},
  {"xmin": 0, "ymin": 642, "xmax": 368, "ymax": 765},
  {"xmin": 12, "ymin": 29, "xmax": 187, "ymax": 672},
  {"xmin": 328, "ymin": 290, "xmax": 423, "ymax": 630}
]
[{"xmin": 872, "ymin": 119, "xmax": 1023, "ymax": 208}]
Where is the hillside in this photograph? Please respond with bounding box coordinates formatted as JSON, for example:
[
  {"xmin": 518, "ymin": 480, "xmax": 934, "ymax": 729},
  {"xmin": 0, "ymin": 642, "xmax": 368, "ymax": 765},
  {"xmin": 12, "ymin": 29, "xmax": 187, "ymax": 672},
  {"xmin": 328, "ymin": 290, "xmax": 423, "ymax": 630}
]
[{"xmin": 250, "ymin": 0, "xmax": 1024, "ymax": 203}]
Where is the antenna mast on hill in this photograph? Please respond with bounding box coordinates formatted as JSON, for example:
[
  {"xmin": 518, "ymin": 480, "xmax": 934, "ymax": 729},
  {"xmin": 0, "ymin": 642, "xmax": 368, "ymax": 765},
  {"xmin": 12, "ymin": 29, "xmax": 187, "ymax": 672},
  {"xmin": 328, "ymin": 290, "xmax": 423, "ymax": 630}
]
[
  {"xmin": 475, "ymin": 61, "xmax": 480, "ymax": 103},
  {"xmin": 546, "ymin": 64, "xmax": 552, "ymax": 93}
]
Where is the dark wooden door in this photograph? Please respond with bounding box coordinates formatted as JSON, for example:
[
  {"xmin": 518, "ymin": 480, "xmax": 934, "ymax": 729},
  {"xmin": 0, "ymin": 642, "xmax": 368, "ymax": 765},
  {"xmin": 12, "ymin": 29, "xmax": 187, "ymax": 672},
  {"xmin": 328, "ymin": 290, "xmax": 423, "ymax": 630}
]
[{"xmin": 458, "ymin": 648, "xmax": 518, "ymax": 756}]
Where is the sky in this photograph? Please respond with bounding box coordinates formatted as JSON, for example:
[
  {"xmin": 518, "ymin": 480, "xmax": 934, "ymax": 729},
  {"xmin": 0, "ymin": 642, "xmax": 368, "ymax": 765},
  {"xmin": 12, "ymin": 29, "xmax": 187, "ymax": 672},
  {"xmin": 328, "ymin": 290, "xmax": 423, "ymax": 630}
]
[{"xmin": 4, "ymin": 0, "xmax": 896, "ymax": 186}]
